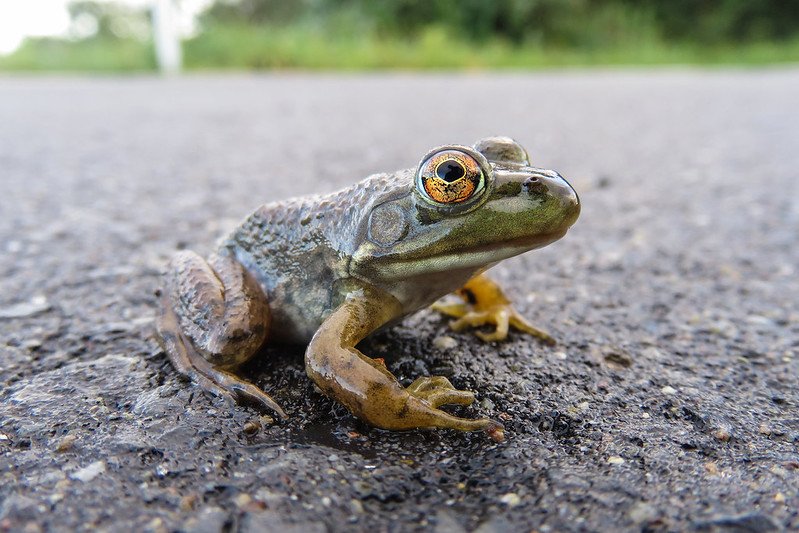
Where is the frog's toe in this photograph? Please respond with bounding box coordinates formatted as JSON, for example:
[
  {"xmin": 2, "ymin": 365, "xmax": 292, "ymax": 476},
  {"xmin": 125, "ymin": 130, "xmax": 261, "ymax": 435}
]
[
  {"xmin": 449, "ymin": 310, "xmax": 491, "ymax": 331},
  {"xmin": 508, "ymin": 312, "xmax": 556, "ymax": 345},
  {"xmin": 448, "ymin": 308, "xmax": 509, "ymax": 341},
  {"xmin": 162, "ymin": 318, "xmax": 288, "ymax": 419},
  {"xmin": 223, "ymin": 374, "xmax": 288, "ymax": 418},
  {"xmin": 448, "ymin": 306, "xmax": 555, "ymax": 344},
  {"xmin": 431, "ymin": 302, "xmax": 469, "ymax": 319},
  {"xmin": 406, "ymin": 376, "xmax": 475, "ymax": 408},
  {"xmin": 184, "ymin": 367, "xmax": 239, "ymax": 406},
  {"xmin": 475, "ymin": 309, "xmax": 510, "ymax": 342},
  {"xmin": 189, "ymin": 354, "xmax": 287, "ymax": 418},
  {"xmin": 403, "ymin": 377, "xmax": 501, "ymax": 435}
]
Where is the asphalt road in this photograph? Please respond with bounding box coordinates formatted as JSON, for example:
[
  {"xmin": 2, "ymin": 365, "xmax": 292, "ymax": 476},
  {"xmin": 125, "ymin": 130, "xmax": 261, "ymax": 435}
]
[{"xmin": 1, "ymin": 71, "xmax": 798, "ymax": 532}]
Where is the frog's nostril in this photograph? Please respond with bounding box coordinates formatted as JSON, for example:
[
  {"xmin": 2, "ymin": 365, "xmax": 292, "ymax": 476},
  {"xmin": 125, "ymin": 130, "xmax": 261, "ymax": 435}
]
[{"xmin": 524, "ymin": 176, "xmax": 546, "ymax": 194}]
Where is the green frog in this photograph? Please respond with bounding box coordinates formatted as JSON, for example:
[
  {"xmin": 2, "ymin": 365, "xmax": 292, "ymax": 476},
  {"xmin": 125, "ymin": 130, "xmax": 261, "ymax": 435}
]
[{"xmin": 156, "ymin": 137, "xmax": 579, "ymax": 440}]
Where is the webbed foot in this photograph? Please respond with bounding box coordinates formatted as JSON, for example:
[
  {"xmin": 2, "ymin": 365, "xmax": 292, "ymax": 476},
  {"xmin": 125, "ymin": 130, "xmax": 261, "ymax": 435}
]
[
  {"xmin": 432, "ymin": 274, "xmax": 555, "ymax": 344},
  {"xmin": 404, "ymin": 376, "xmax": 504, "ymax": 440}
]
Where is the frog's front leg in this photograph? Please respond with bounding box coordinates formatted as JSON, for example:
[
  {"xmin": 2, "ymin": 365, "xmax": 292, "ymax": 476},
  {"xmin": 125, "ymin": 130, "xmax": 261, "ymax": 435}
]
[
  {"xmin": 432, "ymin": 274, "xmax": 556, "ymax": 344},
  {"xmin": 305, "ymin": 285, "xmax": 502, "ymax": 438},
  {"xmin": 156, "ymin": 250, "xmax": 286, "ymax": 418}
]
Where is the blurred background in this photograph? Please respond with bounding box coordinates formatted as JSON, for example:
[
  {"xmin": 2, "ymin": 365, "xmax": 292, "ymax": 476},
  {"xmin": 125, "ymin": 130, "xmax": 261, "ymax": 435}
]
[{"xmin": 1, "ymin": 0, "xmax": 799, "ymax": 72}]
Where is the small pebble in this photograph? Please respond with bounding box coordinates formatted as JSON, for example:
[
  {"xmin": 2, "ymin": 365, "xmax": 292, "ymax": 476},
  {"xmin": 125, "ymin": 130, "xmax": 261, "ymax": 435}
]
[
  {"xmin": 22, "ymin": 338, "xmax": 43, "ymax": 351},
  {"xmin": 712, "ymin": 428, "xmax": 731, "ymax": 442},
  {"xmin": 758, "ymin": 423, "xmax": 772, "ymax": 436},
  {"xmin": 0, "ymin": 295, "xmax": 50, "ymax": 319},
  {"xmin": 433, "ymin": 336, "xmax": 458, "ymax": 350},
  {"xmin": 179, "ymin": 493, "xmax": 198, "ymax": 511},
  {"xmin": 705, "ymin": 462, "xmax": 719, "ymax": 475},
  {"xmin": 243, "ymin": 421, "xmax": 261, "ymax": 435},
  {"xmin": 146, "ymin": 517, "xmax": 166, "ymax": 533},
  {"xmin": 628, "ymin": 502, "xmax": 658, "ymax": 524},
  {"xmin": 349, "ymin": 499, "xmax": 364, "ymax": 514},
  {"xmin": 769, "ymin": 465, "xmax": 787, "ymax": 477},
  {"xmin": 488, "ymin": 425, "xmax": 505, "ymax": 443},
  {"xmin": 604, "ymin": 350, "xmax": 633, "ymax": 368},
  {"xmin": 55, "ymin": 434, "xmax": 77, "ymax": 453},
  {"xmin": 499, "ymin": 492, "xmax": 521, "ymax": 507},
  {"xmin": 233, "ymin": 493, "xmax": 252, "ymax": 508},
  {"xmin": 775, "ymin": 493, "xmax": 786, "ymax": 503},
  {"xmin": 661, "ymin": 386, "xmax": 677, "ymax": 395},
  {"xmin": 608, "ymin": 456, "xmax": 625, "ymax": 465},
  {"xmin": 70, "ymin": 460, "xmax": 106, "ymax": 482}
]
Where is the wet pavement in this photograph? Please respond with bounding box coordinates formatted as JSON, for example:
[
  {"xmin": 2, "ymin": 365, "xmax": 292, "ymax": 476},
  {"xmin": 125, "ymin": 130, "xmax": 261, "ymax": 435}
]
[{"xmin": 1, "ymin": 71, "xmax": 798, "ymax": 532}]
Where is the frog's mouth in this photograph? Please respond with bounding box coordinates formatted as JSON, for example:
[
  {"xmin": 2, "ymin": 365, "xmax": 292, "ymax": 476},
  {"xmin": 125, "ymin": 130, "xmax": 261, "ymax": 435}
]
[{"xmin": 364, "ymin": 228, "xmax": 569, "ymax": 281}]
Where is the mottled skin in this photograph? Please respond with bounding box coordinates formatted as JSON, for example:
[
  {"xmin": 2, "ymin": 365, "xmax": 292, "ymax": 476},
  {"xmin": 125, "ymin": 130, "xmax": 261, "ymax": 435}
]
[{"xmin": 156, "ymin": 137, "xmax": 580, "ymax": 438}]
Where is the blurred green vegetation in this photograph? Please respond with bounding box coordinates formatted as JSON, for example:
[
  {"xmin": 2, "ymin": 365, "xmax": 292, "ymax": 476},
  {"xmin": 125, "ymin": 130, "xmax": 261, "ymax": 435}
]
[
  {"xmin": 0, "ymin": 1, "xmax": 155, "ymax": 72},
  {"xmin": 2, "ymin": 0, "xmax": 799, "ymax": 71}
]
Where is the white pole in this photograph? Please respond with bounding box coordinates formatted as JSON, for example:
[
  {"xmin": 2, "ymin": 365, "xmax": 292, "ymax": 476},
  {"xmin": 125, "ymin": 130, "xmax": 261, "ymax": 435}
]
[{"xmin": 152, "ymin": 0, "xmax": 182, "ymax": 74}]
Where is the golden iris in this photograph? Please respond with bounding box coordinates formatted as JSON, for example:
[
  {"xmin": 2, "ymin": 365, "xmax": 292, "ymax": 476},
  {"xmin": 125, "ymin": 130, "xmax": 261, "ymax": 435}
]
[{"xmin": 418, "ymin": 150, "xmax": 483, "ymax": 204}]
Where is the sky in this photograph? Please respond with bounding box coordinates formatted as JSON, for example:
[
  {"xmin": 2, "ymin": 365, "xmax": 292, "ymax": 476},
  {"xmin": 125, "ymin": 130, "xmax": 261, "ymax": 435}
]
[{"xmin": 0, "ymin": 0, "xmax": 210, "ymax": 55}]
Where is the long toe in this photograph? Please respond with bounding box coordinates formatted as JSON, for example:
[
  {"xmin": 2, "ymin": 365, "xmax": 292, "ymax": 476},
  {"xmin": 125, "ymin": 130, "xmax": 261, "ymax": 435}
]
[{"xmin": 426, "ymin": 388, "xmax": 475, "ymax": 408}]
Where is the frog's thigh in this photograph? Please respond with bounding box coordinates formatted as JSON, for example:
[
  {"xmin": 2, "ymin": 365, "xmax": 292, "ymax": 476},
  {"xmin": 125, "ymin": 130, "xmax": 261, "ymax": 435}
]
[
  {"xmin": 432, "ymin": 273, "xmax": 555, "ymax": 344},
  {"xmin": 305, "ymin": 286, "xmax": 501, "ymax": 435},
  {"xmin": 157, "ymin": 250, "xmax": 286, "ymax": 417}
]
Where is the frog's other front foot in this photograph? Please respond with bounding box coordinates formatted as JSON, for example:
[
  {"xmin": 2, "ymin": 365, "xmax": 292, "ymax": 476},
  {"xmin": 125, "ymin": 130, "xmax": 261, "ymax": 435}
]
[{"xmin": 432, "ymin": 274, "xmax": 556, "ymax": 344}]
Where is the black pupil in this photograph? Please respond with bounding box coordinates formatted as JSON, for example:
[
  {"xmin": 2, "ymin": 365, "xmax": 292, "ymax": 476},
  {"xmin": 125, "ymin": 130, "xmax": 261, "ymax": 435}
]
[{"xmin": 437, "ymin": 160, "xmax": 465, "ymax": 182}]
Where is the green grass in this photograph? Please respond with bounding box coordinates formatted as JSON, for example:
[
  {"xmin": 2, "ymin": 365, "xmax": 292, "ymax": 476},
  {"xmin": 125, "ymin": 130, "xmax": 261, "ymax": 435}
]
[
  {"xmin": 183, "ymin": 25, "xmax": 799, "ymax": 70},
  {"xmin": 3, "ymin": 25, "xmax": 799, "ymax": 73},
  {"xmin": 0, "ymin": 36, "xmax": 156, "ymax": 72}
]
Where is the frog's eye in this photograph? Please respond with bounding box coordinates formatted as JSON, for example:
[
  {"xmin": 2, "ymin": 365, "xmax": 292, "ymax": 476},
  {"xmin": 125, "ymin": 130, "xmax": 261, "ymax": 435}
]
[{"xmin": 416, "ymin": 150, "xmax": 485, "ymax": 205}]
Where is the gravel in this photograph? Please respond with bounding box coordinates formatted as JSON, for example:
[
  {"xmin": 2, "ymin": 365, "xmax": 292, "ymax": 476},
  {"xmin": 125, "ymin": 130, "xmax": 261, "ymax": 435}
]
[{"xmin": 1, "ymin": 71, "xmax": 797, "ymax": 532}]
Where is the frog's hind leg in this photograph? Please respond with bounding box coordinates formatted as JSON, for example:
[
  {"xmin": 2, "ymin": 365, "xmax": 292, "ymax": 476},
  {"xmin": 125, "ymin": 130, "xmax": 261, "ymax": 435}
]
[
  {"xmin": 156, "ymin": 250, "xmax": 286, "ymax": 418},
  {"xmin": 432, "ymin": 273, "xmax": 556, "ymax": 344}
]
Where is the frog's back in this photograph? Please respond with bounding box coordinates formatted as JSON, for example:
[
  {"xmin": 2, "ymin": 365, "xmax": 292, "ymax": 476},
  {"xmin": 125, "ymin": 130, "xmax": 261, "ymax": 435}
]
[{"xmin": 220, "ymin": 173, "xmax": 407, "ymax": 342}]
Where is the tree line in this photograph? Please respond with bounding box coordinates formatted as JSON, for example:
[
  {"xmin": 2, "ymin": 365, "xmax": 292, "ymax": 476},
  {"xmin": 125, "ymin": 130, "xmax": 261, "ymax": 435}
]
[{"xmin": 201, "ymin": 0, "xmax": 799, "ymax": 46}]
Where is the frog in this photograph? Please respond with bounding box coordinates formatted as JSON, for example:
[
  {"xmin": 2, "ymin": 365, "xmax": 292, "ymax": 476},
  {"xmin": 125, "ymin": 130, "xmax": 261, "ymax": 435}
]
[{"xmin": 156, "ymin": 137, "xmax": 580, "ymax": 440}]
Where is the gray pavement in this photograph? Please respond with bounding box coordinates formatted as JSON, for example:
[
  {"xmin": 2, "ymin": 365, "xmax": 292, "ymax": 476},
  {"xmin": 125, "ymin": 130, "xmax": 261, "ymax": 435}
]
[{"xmin": 1, "ymin": 71, "xmax": 798, "ymax": 532}]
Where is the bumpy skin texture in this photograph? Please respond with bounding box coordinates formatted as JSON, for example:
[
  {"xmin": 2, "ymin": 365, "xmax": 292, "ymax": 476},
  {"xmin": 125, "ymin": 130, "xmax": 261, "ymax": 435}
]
[
  {"xmin": 156, "ymin": 137, "xmax": 580, "ymax": 437},
  {"xmin": 221, "ymin": 172, "xmax": 405, "ymax": 343}
]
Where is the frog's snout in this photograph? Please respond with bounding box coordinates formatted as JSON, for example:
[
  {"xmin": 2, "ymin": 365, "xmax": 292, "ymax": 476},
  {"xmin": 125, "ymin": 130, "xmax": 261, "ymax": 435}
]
[{"xmin": 525, "ymin": 172, "xmax": 581, "ymax": 226}]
